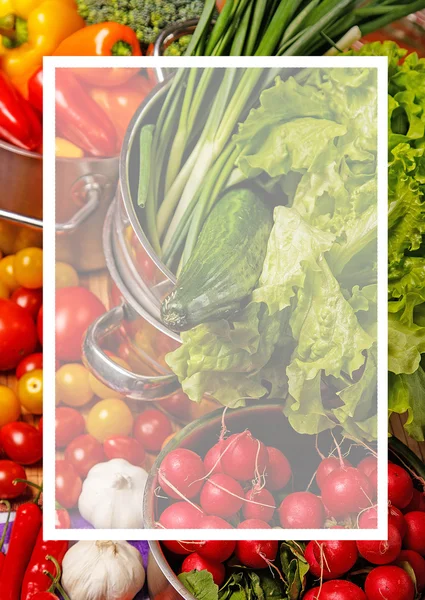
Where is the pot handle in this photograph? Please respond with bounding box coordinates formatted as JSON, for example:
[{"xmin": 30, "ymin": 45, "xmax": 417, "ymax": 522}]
[{"xmin": 82, "ymin": 302, "xmax": 181, "ymax": 401}]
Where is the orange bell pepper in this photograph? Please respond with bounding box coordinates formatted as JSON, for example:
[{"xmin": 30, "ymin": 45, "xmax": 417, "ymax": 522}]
[
  {"xmin": 0, "ymin": 0, "xmax": 85, "ymax": 94},
  {"xmin": 54, "ymin": 22, "xmax": 142, "ymax": 57},
  {"xmin": 89, "ymin": 74, "xmax": 155, "ymax": 144}
]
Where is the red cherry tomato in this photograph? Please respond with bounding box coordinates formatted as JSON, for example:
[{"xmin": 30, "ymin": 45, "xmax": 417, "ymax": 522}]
[
  {"xmin": 133, "ymin": 409, "xmax": 172, "ymax": 452},
  {"xmin": 216, "ymin": 0, "xmax": 226, "ymax": 10},
  {"xmin": 55, "ymin": 507, "xmax": 71, "ymax": 529},
  {"xmin": 65, "ymin": 434, "xmax": 105, "ymax": 478},
  {"xmin": 38, "ymin": 417, "xmax": 43, "ymax": 436},
  {"xmin": 0, "ymin": 460, "xmax": 27, "ymax": 498},
  {"xmin": 55, "ymin": 407, "xmax": 85, "ymax": 448},
  {"xmin": 132, "ymin": 232, "xmax": 157, "ymax": 283},
  {"xmin": 103, "ymin": 436, "xmax": 145, "ymax": 465},
  {"xmin": 37, "ymin": 305, "xmax": 43, "ymax": 345},
  {"xmin": 11, "ymin": 287, "xmax": 43, "ymax": 320},
  {"xmin": 161, "ymin": 390, "xmax": 192, "ymax": 421},
  {"xmin": 55, "ymin": 459, "xmax": 82, "ymax": 508},
  {"xmin": 55, "ymin": 287, "xmax": 105, "ymax": 361},
  {"xmin": 16, "ymin": 352, "xmax": 43, "ymax": 379},
  {"xmin": 0, "ymin": 421, "xmax": 42, "ymax": 465},
  {"xmin": 0, "ymin": 299, "xmax": 38, "ymax": 370}
]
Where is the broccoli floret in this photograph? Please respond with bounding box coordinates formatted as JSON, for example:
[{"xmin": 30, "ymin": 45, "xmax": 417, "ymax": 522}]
[
  {"xmin": 76, "ymin": 0, "xmax": 205, "ymax": 46},
  {"xmin": 164, "ymin": 34, "xmax": 192, "ymax": 56}
]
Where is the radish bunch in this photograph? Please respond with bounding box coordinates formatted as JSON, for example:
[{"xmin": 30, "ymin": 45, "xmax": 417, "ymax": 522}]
[{"xmin": 157, "ymin": 429, "xmax": 293, "ymax": 528}]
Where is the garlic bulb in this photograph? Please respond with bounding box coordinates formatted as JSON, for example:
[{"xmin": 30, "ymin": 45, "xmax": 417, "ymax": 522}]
[
  {"xmin": 78, "ymin": 458, "xmax": 148, "ymax": 528},
  {"xmin": 61, "ymin": 540, "xmax": 145, "ymax": 600}
]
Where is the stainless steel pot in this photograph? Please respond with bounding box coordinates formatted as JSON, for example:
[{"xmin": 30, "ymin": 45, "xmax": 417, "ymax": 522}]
[
  {"xmin": 147, "ymin": 541, "xmax": 192, "ymax": 600},
  {"xmin": 153, "ymin": 20, "xmax": 200, "ymax": 82}
]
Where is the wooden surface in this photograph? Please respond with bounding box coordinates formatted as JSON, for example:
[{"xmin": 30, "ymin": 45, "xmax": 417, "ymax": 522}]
[{"xmin": 2, "ymin": 267, "xmax": 424, "ymax": 513}]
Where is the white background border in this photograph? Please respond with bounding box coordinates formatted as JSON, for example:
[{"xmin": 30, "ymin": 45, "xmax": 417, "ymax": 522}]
[{"xmin": 43, "ymin": 55, "xmax": 388, "ymax": 541}]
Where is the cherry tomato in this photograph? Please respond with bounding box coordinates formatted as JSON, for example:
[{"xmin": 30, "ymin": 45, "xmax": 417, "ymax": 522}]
[
  {"xmin": 161, "ymin": 390, "xmax": 192, "ymax": 421},
  {"xmin": 16, "ymin": 352, "xmax": 43, "ymax": 379},
  {"xmin": 55, "ymin": 459, "xmax": 82, "ymax": 508},
  {"xmin": 0, "ymin": 421, "xmax": 42, "ymax": 465},
  {"xmin": 55, "ymin": 262, "xmax": 79, "ymax": 288},
  {"xmin": 0, "ymin": 460, "xmax": 26, "ymax": 498},
  {"xmin": 131, "ymin": 232, "xmax": 157, "ymax": 283},
  {"xmin": 216, "ymin": 0, "xmax": 226, "ymax": 10},
  {"xmin": 0, "ymin": 255, "xmax": 19, "ymax": 291},
  {"xmin": 0, "ymin": 299, "xmax": 37, "ymax": 370},
  {"xmin": 14, "ymin": 247, "xmax": 43, "ymax": 289},
  {"xmin": 56, "ymin": 363, "xmax": 93, "ymax": 407},
  {"xmin": 133, "ymin": 409, "xmax": 172, "ymax": 452},
  {"xmin": 65, "ymin": 434, "xmax": 105, "ymax": 478},
  {"xmin": 0, "ymin": 385, "xmax": 21, "ymax": 427},
  {"xmin": 55, "ymin": 406, "xmax": 85, "ymax": 447},
  {"xmin": 38, "ymin": 417, "xmax": 43, "ymax": 436},
  {"xmin": 18, "ymin": 368, "xmax": 43, "ymax": 414},
  {"xmin": 55, "ymin": 508, "xmax": 71, "ymax": 529},
  {"xmin": 103, "ymin": 436, "xmax": 145, "ymax": 465},
  {"xmin": 56, "ymin": 287, "xmax": 105, "ymax": 361},
  {"xmin": 0, "ymin": 280, "xmax": 9, "ymax": 299},
  {"xmin": 86, "ymin": 398, "xmax": 134, "ymax": 442},
  {"xmin": 11, "ymin": 287, "xmax": 42, "ymax": 320},
  {"xmin": 37, "ymin": 305, "xmax": 42, "ymax": 345}
]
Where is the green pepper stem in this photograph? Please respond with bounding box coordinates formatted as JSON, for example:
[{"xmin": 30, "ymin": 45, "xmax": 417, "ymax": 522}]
[{"xmin": 111, "ymin": 40, "xmax": 133, "ymax": 56}]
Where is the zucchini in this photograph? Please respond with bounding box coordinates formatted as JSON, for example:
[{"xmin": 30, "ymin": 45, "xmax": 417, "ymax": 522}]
[{"xmin": 161, "ymin": 188, "xmax": 273, "ymax": 332}]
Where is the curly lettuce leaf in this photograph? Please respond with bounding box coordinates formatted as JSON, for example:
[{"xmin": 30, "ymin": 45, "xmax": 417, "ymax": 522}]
[{"xmin": 389, "ymin": 368, "xmax": 425, "ymax": 442}]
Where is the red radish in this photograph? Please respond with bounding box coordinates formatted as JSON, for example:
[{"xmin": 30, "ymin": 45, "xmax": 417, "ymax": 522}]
[
  {"xmin": 358, "ymin": 455, "xmax": 377, "ymax": 478},
  {"xmin": 265, "ymin": 447, "xmax": 291, "ymax": 490},
  {"xmin": 221, "ymin": 431, "xmax": 268, "ymax": 482},
  {"xmin": 364, "ymin": 565, "xmax": 414, "ymax": 600},
  {"xmin": 357, "ymin": 523, "xmax": 402, "ymax": 565},
  {"xmin": 204, "ymin": 441, "xmax": 225, "ymax": 475},
  {"xmin": 388, "ymin": 505, "xmax": 407, "ymax": 538},
  {"xmin": 316, "ymin": 457, "xmax": 351, "ymax": 491},
  {"xmin": 242, "ymin": 487, "xmax": 275, "ymax": 523},
  {"xmin": 162, "ymin": 540, "xmax": 203, "ymax": 555},
  {"xmin": 312, "ymin": 540, "xmax": 358, "ymax": 579},
  {"xmin": 321, "ymin": 467, "xmax": 373, "ymax": 517},
  {"xmin": 359, "ymin": 507, "xmax": 378, "ymax": 529},
  {"xmin": 159, "ymin": 502, "xmax": 204, "ymax": 529},
  {"xmin": 279, "ymin": 492, "xmax": 324, "ymax": 529},
  {"xmin": 368, "ymin": 468, "xmax": 377, "ymax": 498},
  {"xmin": 158, "ymin": 449, "xmax": 205, "ymax": 499},
  {"xmin": 403, "ymin": 511, "xmax": 425, "ymax": 556},
  {"xmin": 197, "ymin": 540, "xmax": 236, "ymax": 563},
  {"xmin": 396, "ymin": 549, "xmax": 425, "ymax": 592},
  {"xmin": 237, "ymin": 519, "xmax": 271, "ymax": 529},
  {"xmin": 199, "ymin": 516, "xmax": 233, "ymax": 529},
  {"xmin": 235, "ymin": 540, "xmax": 278, "ymax": 569},
  {"xmin": 181, "ymin": 553, "xmax": 225, "ymax": 586},
  {"xmin": 304, "ymin": 541, "xmax": 323, "ymax": 579},
  {"xmin": 200, "ymin": 473, "xmax": 244, "ymax": 518},
  {"xmin": 304, "ymin": 580, "xmax": 366, "ymax": 600},
  {"xmin": 403, "ymin": 488, "xmax": 425, "ymax": 513},
  {"xmin": 388, "ymin": 464, "xmax": 414, "ymax": 509}
]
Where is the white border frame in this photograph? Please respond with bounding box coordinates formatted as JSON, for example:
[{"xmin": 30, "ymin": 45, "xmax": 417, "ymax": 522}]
[{"xmin": 43, "ymin": 55, "xmax": 388, "ymax": 541}]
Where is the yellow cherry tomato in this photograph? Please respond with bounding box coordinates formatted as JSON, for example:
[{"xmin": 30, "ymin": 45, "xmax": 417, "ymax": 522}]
[
  {"xmin": 0, "ymin": 385, "xmax": 21, "ymax": 426},
  {"xmin": 86, "ymin": 398, "xmax": 134, "ymax": 442},
  {"xmin": 0, "ymin": 221, "xmax": 17, "ymax": 255},
  {"xmin": 13, "ymin": 228, "xmax": 43, "ymax": 253},
  {"xmin": 14, "ymin": 247, "xmax": 43, "ymax": 289},
  {"xmin": 56, "ymin": 363, "xmax": 93, "ymax": 407},
  {"xmin": 0, "ymin": 255, "xmax": 19, "ymax": 291},
  {"xmin": 18, "ymin": 369, "xmax": 43, "ymax": 415},
  {"xmin": 55, "ymin": 262, "xmax": 79, "ymax": 288},
  {"xmin": 88, "ymin": 355, "xmax": 130, "ymax": 399},
  {"xmin": 0, "ymin": 280, "xmax": 9, "ymax": 299}
]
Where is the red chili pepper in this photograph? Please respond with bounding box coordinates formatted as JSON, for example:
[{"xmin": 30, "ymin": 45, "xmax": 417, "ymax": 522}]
[
  {"xmin": 55, "ymin": 69, "xmax": 117, "ymax": 157},
  {"xmin": 21, "ymin": 530, "xmax": 68, "ymax": 600},
  {"xmin": 0, "ymin": 71, "xmax": 42, "ymax": 150},
  {"xmin": 0, "ymin": 502, "xmax": 42, "ymax": 600},
  {"xmin": 30, "ymin": 594, "xmax": 58, "ymax": 600},
  {"xmin": 28, "ymin": 68, "xmax": 43, "ymax": 114},
  {"xmin": 0, "ymin": 500, "xmax": 11, "ymax": 577},
  {"xmin": 55, "ymin": 508, "xmax": 71, "ymax": 529}
]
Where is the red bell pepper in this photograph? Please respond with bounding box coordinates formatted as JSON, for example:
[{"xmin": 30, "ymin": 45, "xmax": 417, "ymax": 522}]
[
  {"xmin": 28, "ymin": 68, "xmax": 43, "ymax": 113},
  {"xmin": 21, "ymin": 530, "xmax": 69, "ymax": 600},
  {"xmin": 55, "ymin": 508, "xmax": 71, "ymax": 529},
  {"xmin": 0, "ymin": 71, "xmax": 42, "ymax": 151},
  {"xmin": 55, "ymin": 69, "xmax": 117, "ymax": 157},
  {"xmin": 0, "ymin": 502, "xmax": 42, "ymax": 600}
]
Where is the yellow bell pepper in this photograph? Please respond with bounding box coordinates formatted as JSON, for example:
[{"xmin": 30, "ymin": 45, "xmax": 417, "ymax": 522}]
[
  {"xmin": 0, "ymin": 0, "xmax": 84, "ymax": 92},
  {"xmin": 55, "ymin": 136, "xmax": 84, "ymax": 158}
]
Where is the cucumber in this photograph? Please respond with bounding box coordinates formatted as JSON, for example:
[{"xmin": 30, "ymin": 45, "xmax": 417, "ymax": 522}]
[{"xmin": 161, "ymin": 188, "xmax": 273, "ymax": 332}]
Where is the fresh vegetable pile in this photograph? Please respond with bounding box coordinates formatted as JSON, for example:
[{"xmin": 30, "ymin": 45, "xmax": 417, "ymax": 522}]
[
  {"xmin": 155, "ymin": 421, "xmax": 382, "ymax": 529},
  {"xmin": 160, "ymin": 440, "xmax": 425, "ymax": 599}
]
